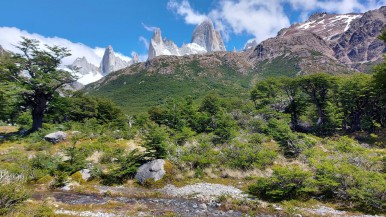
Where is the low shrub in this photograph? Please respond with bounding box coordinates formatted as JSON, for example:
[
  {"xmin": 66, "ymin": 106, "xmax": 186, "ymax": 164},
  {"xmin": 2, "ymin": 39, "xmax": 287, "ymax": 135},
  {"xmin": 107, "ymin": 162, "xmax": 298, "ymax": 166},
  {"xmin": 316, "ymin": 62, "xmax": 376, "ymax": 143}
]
[
  {"xmin": 248, "ymin": 165, "xmax": 317, "ymax": 201},
  {"xmin": 0, "ymin": 182, "xmax": 30, "ymax": 215}
]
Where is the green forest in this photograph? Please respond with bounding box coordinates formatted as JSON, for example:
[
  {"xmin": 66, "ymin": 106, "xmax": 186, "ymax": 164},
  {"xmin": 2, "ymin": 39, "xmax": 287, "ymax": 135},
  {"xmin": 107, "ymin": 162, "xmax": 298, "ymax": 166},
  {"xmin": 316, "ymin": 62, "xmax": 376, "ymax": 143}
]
[{"xmin": 0, "ymin": 36, "xmax": 385, "ymax": 216}]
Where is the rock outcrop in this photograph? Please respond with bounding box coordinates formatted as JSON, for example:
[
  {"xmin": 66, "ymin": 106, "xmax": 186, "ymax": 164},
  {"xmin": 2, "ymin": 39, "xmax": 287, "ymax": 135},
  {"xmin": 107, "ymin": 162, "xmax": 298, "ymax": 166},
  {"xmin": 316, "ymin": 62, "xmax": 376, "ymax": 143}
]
[
  {"xmin": 44, "ymin": 131, "xmax": 67, "ymax": 144},
  {"xmin": 135, "ymin": 159, "xmax": 166, "ymax": 184},
  {"xmin": 191, "ymin": 19, "xmax": 226, "ymax": 52}
]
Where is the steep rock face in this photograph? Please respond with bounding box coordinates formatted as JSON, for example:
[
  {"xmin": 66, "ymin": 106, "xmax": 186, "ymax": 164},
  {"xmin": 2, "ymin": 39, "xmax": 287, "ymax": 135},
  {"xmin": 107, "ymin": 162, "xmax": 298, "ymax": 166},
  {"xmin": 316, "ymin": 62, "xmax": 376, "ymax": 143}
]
[
  {"xmin": 100, "ymin": 45, "xmax": 131, "ymax": 75},
  {"xmin": 148, "ymin": 28, "xmax": 167, "ymax": 60},
  {"xmin": 191, "ymin": 19, "xmax": 226, "ymax": 52},
  {"xmin": 332, "ymin": 6, "xmax": 386, "ymax": 70}
]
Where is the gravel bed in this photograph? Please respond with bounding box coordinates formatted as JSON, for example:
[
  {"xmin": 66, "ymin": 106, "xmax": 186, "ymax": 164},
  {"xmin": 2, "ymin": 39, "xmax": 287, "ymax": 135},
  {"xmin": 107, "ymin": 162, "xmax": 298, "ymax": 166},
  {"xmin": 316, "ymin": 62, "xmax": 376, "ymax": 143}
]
[
  {"xmin": 159, "ymin": 182, "xmax": 248, "ymax": 202},
  {"xmin": 55, "ymin": 209, "xmax": 117, "ymax": 217}
]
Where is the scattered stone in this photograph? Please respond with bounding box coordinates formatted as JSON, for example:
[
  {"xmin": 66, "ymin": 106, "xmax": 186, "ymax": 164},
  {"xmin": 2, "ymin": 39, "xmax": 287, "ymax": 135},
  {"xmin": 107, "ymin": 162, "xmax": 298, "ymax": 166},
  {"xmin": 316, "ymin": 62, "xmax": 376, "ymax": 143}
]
[
  {"xmin": 79, "ymin": 169, "xmax": 91, "ymax": 181},
  {"xmin": 135, "ymin": 159, "xmax": 166, "ymax": 184},
  {"xmin": 55, "ymin": 209, "xmax": 117, "ymax": 217},
  {"xmin": 199, "ymin": 203, "xmax": 207, "ymax": 210},
  {"xmin": 44, "ymin": 131, "xmax": 67, "ymax": 144}
]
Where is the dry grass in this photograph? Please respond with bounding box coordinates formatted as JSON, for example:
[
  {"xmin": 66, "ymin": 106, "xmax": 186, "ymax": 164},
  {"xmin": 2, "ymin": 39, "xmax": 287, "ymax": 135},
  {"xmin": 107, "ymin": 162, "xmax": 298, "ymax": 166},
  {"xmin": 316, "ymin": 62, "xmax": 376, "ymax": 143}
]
[{"xmin": 0, "ymin": 125, "xmax": 18, "ymax": 134}]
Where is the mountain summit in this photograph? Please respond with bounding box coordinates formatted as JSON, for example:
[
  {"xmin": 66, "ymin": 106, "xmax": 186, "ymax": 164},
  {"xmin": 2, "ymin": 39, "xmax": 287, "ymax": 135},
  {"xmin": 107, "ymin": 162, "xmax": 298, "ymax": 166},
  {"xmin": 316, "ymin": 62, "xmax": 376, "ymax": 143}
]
[
  {"xmin": 191, "ymin": 18, "xmax": 226, "ymax": 52},
  {"xmin": 148, "ymin": 18, "xmax": 226, "ymax": 60},
  {"xmin": 100, "ymin": 45, "xmax": 131, "ymax": 75}
]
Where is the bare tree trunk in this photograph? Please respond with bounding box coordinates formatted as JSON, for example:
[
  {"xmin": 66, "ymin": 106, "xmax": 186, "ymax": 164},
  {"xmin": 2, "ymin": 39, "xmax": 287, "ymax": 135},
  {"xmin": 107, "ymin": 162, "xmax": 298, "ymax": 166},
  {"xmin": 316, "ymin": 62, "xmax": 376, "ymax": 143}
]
[{"xmin": 31, "ymin": 97, "xmax": 47, "ymax": 132}]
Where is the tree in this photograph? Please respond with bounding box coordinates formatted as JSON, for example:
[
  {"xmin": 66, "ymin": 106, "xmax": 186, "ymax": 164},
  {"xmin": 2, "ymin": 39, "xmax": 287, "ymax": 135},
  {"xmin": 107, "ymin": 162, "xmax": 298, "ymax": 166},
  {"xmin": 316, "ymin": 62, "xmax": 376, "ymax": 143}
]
[
  {"xmin": 338, "ymin": 74, "xmax": 375, "ymax": 132},
  {"xmin": 279, "ymin": 77, "xmax": 305, "ymax": 131},
  {"xmin": 0, "ymin": 52, "xmax": 24, "ymax": 124},
  {"xmin": 1, "ymin": 37, "xmax": 76, "ymax": 131},
  {"xmin": 250, "ymin": 79, "xmax": 280, "ymax": 109},
  {"xmin": 298, "ymin": 73, "xmax": 336, "ymax": 129}
]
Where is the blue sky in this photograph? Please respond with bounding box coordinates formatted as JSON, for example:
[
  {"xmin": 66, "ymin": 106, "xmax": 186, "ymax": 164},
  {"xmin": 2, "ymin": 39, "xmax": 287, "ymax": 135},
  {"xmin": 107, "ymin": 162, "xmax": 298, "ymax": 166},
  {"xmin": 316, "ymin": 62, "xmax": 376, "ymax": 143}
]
[{"xmin": 0, "ymin": 0, "xmax": 384, "ymax": 65}]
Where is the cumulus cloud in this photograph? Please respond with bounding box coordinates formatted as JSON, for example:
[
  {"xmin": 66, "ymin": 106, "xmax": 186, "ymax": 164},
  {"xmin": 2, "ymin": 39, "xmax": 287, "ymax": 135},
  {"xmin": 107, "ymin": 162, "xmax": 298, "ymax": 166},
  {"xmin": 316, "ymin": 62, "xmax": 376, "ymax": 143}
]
[
  {"xmin": 0, "ymin": 27, "xmax": 132, "ymax": 66},
  {"xmin": 167, "ymin": 0, "xmax": 386, "ymax": 44},
  {"xmin": 142, "ymin": 23, "xmax": 158, "ymax": 32},
  {"xmin": 139, "ymin": 36, "xmax": 149, "ymax": 50},
  {"xmin": 167, "ymin": 0, "xmax": 208, "ymax": 25},
  {"xmin": 210, "ymin": 0, "xmax": 290, "ymax": 43}
]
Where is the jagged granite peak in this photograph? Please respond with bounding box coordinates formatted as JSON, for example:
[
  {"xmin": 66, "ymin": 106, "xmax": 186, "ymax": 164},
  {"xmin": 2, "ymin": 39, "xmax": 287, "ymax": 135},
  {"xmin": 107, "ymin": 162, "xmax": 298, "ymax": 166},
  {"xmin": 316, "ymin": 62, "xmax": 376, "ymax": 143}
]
[
  {"xmin": 148, "ymin": 28, "xmax": 207, "ymax": 60},
  {"xmin": 149, "ymin": 28, "xmax": 166, "ymax": 60},
  {"xmin": 132, "ymin": 52, "xmax": 140, "ymax": 63},
  {"xmin": 191, "ymin": 18, "xmax": 226, "ymax": 52},
  {"xmin": 71, "ymin": 57, "xmax": 99, "ymax": 75},
  {"xmin": 153, "ymin": 28, "xmax": 163, "ymax": 44},
  {"xmin": 68, "ymin": 56, "xmax": 102, "ymax": 85},
  {"xmin": 100, "ymin": 45, "xmax": 130, "ymax": 75}
]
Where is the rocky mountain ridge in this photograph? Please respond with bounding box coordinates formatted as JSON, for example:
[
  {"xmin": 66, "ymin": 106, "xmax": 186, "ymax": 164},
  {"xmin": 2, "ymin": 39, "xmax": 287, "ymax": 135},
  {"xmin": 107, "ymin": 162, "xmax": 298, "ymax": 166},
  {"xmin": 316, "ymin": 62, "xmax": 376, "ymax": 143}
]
[
  {"xmin": 244, "ymin": 7, "xmax": 386, "ymax": 73},
  {"xmin": 148, "ymin": 18, "xmax": 226, "ymax": 60}
]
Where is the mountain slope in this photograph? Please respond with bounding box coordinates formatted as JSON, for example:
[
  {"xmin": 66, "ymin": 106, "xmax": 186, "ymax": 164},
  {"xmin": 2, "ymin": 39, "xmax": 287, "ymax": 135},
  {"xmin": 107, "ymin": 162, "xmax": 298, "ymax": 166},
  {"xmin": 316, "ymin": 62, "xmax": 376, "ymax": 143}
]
[
  {"xmin": 86, "ymin": 52, "xmax": 255, "ymax": 114},
  {"xmin": 86, "ymin": 7, "xmax": 386, "ymax": 114}
]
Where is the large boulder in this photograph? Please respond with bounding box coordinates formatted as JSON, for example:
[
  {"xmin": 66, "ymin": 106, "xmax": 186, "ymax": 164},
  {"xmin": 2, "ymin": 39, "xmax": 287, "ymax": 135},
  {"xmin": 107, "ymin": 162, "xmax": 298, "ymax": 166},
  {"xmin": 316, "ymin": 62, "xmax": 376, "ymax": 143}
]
[
  {"xmin": 135, "ymin": 159, "xmax": 166, "ymax": 184},
  {"xmin": 44, "ymin": 131, "xmax": 67, "ymax": 144}
]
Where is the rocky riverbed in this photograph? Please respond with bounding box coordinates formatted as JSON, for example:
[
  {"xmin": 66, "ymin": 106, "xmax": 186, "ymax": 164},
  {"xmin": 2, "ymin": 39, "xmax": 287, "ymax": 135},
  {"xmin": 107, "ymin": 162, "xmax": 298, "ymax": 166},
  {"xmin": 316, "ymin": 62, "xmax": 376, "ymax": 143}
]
[{"xmin": 32, "ymin": 183, "xmax": 385, "ymax": 217}]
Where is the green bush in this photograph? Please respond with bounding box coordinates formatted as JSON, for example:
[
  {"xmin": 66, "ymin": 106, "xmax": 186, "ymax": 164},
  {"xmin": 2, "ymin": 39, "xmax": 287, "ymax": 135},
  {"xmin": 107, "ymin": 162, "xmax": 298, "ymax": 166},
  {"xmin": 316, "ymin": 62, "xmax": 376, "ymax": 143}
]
[
  {"xmin": 181, "ymin": 143, "xmax": 220, "ymax": 169},
  {"xmin": 0, "ymin": 182, "xmax": 30, "ymax": 215},
  {"xmin": 142, "ymin": 123, "xmax": 169, "ymax": 159},
  {"xmin": 30, "ymin": 152, "xmax": 60, "ymax": 177},
  {"xmin": 223, "ymin": 142, "xmax": 277, "ymax": 170},
  {"xmin": 101, "ymin": 150, "xmax": 143, "ymax": 185},
  {"xmin": 248, "ymin": 165, "xmax": 317, "ymax": 201}
]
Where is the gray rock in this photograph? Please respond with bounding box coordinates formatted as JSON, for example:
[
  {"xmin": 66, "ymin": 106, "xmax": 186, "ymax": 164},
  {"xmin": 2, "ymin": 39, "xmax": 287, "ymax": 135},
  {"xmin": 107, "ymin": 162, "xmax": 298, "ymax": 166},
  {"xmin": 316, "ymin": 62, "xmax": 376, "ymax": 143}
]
[
  {"xmin": 79, "ymin": 169, "xmax": 91, "ymax": 181},
  {"xmin": 135, "ymin": 159, "xmax": 166, "ymax": 184},
  {"xmin": 199, "ymin": 203, "xmax": 207, "ymax": 210},
  {"xmin": 44, "ymin": 131, "xmax": 67, "ymax": 144}
]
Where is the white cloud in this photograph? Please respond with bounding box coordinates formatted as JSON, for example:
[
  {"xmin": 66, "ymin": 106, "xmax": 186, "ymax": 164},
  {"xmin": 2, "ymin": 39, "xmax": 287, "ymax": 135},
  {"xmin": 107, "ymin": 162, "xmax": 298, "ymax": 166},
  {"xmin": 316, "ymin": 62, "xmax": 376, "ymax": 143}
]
[
  {"xmin": 139, "ymin": 36, "xmax": 149, "ymax": 50},
  {"xmin": 142, "ymin": 23, "xmax": 158, "ymax": 32},
  {"xmin": 167, "ymin": 0, "xmax": 208, "ymax": 25},
  {"xmin": 0, "ymin": 26, "xmax": 132, "ymax": 66},
  {"xmin": 210, "ymin": 0, "xmax": 290, "ymax": 43}
]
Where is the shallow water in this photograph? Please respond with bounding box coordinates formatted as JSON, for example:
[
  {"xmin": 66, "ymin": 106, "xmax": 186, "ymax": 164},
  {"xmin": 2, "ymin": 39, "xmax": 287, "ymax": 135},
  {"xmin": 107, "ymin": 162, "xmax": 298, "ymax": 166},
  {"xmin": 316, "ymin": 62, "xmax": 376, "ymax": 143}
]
[{"xmin": 34, "ymin": 191, "xmax": 242, "ymax": 217}]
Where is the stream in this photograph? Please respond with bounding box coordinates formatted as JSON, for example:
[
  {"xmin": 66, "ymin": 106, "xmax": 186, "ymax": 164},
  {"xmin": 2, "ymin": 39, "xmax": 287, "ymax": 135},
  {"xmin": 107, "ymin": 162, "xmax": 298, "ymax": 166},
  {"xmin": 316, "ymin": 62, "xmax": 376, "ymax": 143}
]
[{"xmin": 33, "ymin": 190, "xmax": 243, "ymax": 217}]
